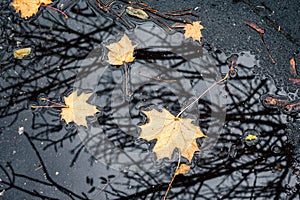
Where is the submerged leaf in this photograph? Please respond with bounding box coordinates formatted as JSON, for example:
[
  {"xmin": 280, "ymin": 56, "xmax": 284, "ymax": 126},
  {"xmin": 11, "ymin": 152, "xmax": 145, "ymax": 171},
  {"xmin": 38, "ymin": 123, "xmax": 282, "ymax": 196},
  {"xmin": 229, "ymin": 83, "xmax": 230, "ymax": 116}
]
[
  {"xmin": 139, "ymin": 108, "xmax": 206, "ymax": 162},
  {"xmin": 11, "ymin": 0, "xmax": 52, "ymax": 18},
  {"xmin": 105, "ymin": 34, "xmax": 136, "ymax": 65},
  {"xmin": 60, "ymin": 91, "xmax": 100, "ymax": 127}
]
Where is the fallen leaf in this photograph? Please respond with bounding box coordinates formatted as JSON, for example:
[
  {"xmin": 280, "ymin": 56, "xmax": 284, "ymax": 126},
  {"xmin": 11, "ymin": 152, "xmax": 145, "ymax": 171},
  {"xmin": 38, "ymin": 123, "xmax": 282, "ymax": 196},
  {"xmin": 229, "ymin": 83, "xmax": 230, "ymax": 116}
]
[
  {"xmin": 61, "ymin": 91, "xmax": 100, "ymax": 127},
  {"xmin": 126, "ymin": 6, "xmax": 149, "ymax": 19},
  {"xmin": 183, "ymin": 21, "xmax": 204, "ymax": 42},
  {"xmin": 105, "ymin": 34, "xmax": 136, "ymax": 65},
  {"xmin": 175, "ymin": 164, "xmax": 190, "ymax": 175},
  {"xmin": 11, "ymin": 0, "xmax": 52, "ymax": 18},
  {"xmin": 14, "ymin": 47, "xmax": 31, "ymax": 59},
  {"xmin": 139, "ymin": 108, "xmax": 206, "ymax": 162}
]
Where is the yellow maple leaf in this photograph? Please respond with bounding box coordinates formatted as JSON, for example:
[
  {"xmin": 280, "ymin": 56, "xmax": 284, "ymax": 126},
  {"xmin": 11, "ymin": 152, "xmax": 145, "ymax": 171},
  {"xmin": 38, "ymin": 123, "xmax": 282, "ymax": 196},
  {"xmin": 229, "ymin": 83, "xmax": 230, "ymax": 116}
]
[
  {"xmin": 105, "ymin": 34, "xmax": 136, "ymax": 65},
  {"xmin": 183, "ymin": 21, "xmax": 204, "ymax": 42},
  {"xmin": 175, "ymin": 163, "xmax": 190, "ymax": 175},
  {"xmin": 11, "ymin": 0, "xmax": 52, "ymax": 18},
  {"xmin": 60, "ymin": 91, "xmax": 100, "ymax": 127},
  {"xmin": 139, "ymin": 108, "xmax": 206, "ymax": 162}
]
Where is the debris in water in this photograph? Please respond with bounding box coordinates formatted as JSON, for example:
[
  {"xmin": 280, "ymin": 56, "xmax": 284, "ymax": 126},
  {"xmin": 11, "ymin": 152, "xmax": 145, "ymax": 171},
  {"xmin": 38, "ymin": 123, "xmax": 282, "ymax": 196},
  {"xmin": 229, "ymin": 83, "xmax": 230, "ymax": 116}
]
[
  {"xmin": 245, "ymin": 134, "xmax": 257, "ymax": 141},
  {"xmin": 18, "ymin": 126, "xmax": 24, "ymax": 135},
  {"xmin": 14, "ymin": 47, "xmax": 31, "ymax": 59},
  {"xmin": 289, "ymin": 57, "xmax": 298, "ymax": 76},
  {"xmin": 243, "ymin": 130, "xmax": 259, "ymax": 146}
]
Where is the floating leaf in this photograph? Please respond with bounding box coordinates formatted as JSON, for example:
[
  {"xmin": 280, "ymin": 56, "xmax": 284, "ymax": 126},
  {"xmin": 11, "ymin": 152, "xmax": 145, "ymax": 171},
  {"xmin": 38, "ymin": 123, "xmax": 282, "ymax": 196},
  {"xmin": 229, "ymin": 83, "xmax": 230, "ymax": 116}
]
[
  {"xmin": 139, "ymin": 108, "xmax": 206, "ymax": 162},
  {"xmin": 183, "ymin": 21, "xmax": 204, "ymax": 42},
  {"xmin": 105, "ymin": 34, "xmax": 136, "ymax": 65},
  {"xmin": 14, "ymin": 47, "xmax": 31, "ymax": 59},
  {"xmin": 126, "ymin": 6, "xmax": 149, "ymax": 19},
  {"xmin": 11, "ymin": 0, "xmax": 52, "ymax": 18},
  {"xmin": 60, "ymin": 91, "xmax": 100, "ymax": 127}
]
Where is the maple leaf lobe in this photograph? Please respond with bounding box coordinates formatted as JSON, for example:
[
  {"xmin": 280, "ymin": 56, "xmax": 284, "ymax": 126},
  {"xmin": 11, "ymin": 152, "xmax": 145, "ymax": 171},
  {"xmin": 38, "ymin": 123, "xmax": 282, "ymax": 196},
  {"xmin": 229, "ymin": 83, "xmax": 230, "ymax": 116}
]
[
  {"xmin": 175, "ymin": 164, "xmax": 190, "ymax": 175},
  {"xmin": 106, "ymin": 34, "xmax": 136, "ymax": 65},
  {"xmin": 60, "ymin": 91, "xmax": 100, "ymax": 127},
  {"xmin": 139, "ymin": 108, "xmax": 206, "ymax": 162},
  {"xmin": 11, "ymin": 0, "xmax": 52, "ymax": 18}
]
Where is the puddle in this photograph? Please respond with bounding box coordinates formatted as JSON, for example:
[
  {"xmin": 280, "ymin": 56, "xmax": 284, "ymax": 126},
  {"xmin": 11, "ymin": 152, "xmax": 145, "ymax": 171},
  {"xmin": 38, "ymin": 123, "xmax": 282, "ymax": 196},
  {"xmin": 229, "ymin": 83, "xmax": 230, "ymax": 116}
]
[{"xmin": 0, "ymin": 0, "xmax": 299, "ymax": 199}]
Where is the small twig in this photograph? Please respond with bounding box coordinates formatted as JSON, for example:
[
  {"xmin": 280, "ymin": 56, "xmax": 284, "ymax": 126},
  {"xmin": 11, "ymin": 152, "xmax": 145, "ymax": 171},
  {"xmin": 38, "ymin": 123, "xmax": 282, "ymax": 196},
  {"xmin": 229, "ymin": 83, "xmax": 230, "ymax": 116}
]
[
  {"xmin": 285, "ymin": 101, "xmax": 300, "ymax": 111},
  {"xmin": 290, "ymin": 57, "xmax": 298, "ymax": 76},
  {"xmin": 244, "ymin": 21, "xmax": 276, "ymax": 64},
  {"xmin": 260, "ymin": 36, "xmax": 276, "ymax": 64},
  {"xmin": 244, "ymin": 21, "xmax": 265, "ymax": 35},
  {"xmin": 164, "ymin": 11, "xmax": 199, "ymax": 18},
  {"xmin": 149, "ymin": 14, "xmax": 173, "ymax": 31},
  {"xmin": 41, "ymin": 4, "xmax": 68, "ymax": 19},
  {"xmin": 176, "ymin": 73, "xmax": 229, "ymax": 118},
  {"xmin": 263, "ymin": 97, "xmax": 288, "ymax": 107},
  {"xmin": 288, "ymin": 77, "xmax": 300, "ymax": 84},
  {"xmin": 169, "ymin": 8, "xmax": 193, "ymax": 13},
  {"xmin": 135, "ymin": 0, "xmax": 148, "ymax": 7},
  {"xmin": 229, "ymin": 58, "xmax": 236, "ymax": 76}
]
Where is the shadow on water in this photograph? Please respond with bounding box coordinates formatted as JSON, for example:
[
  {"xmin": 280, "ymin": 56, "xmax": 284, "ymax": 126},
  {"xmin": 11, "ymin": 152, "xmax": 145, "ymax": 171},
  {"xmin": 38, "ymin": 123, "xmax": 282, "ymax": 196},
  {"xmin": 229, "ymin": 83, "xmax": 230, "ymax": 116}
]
[{"xmin": 0, "ymin": 0, "xmax": 299, "ymax": 200}]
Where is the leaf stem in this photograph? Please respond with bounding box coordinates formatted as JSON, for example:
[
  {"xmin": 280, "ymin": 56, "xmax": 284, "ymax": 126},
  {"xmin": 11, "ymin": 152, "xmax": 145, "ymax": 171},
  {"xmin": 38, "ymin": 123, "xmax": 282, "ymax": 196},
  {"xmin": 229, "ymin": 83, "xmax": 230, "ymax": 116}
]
[
  {"xmin": 176, "ymin": 73, "xmax": 229, "ymax": 118},
  {"xmin": 31, "ymin": 98, "xmax": 68, "ymax": 109},
  {"xmin": 31, "ymin": 105, "xmax": 67, "ymax": 109},
  {"xmin": 124, "ymin": 62, "xmax": 130, "ymax": 97},
  {"xmin": 164, "ymin": 151, "xmax": 181, "ymax": 200},
  {"xmin": 40, "ymin": 97, "xmax": 66, "ymax": 107}
]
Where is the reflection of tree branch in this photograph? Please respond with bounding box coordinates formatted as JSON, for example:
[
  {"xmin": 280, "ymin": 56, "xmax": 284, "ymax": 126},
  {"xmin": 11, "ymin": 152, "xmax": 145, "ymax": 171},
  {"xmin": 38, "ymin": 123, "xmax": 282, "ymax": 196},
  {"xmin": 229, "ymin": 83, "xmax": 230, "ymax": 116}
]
[{"xmin": 22, "ymin": 131, "xmax": 87, "ymax": 199}]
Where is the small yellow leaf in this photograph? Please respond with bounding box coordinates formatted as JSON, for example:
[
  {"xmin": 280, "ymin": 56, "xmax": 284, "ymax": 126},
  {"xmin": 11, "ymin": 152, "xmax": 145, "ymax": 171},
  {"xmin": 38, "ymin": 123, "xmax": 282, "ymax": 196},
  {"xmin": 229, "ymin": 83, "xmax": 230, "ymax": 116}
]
[
  {"xmin": 245, "ymin": 134, "xmax": 257, "ymax": 141},
  {"xmin": 105, "ymin": 34, "xmax": 136, "ymax": 65},
  {"xmin": 175, "ymin": 164, "xmax": 190, "ymax": 175},
  {"xmin": 139, "ymin": 108, "xmax": 206, "ymax": 162},
  {"xmin": 183, "ymin": 21, "xmax": 204, "ymax": 42},
  {"xmin": 11, "ymin": 0, "xmax": 52, "ymax": 18},
  {"xmin": 60, "ymin": 91, "xmax": 100, "ymax": 127},
  {"xmin": 14, "ymin": 47, "xmax": 31, "ymax": 59},
  {"xmin": 126, "ymin": 6, "xmax": 149, "ymax": 19}
]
